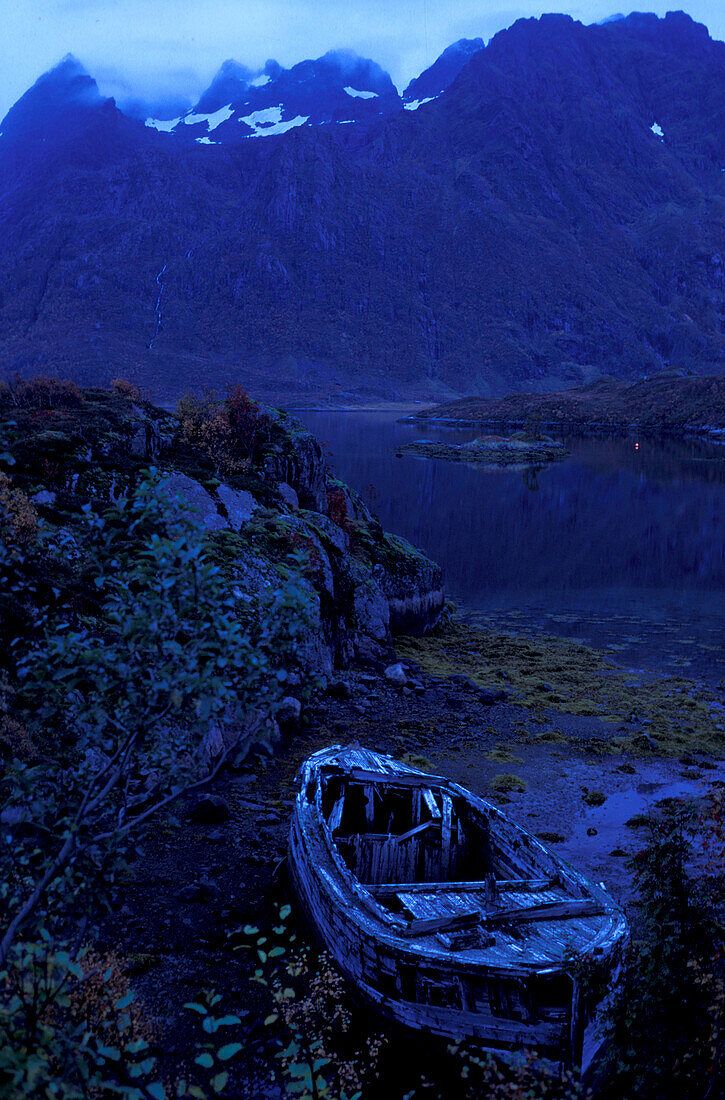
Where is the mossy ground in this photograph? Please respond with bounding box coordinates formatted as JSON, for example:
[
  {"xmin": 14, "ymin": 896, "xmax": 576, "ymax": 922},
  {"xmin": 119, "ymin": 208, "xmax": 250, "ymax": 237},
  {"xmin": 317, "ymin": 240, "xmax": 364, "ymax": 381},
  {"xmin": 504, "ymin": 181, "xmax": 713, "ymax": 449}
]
[{"xmin": 397, "ymin": 620, "xmax": 725, "ymax": 757}]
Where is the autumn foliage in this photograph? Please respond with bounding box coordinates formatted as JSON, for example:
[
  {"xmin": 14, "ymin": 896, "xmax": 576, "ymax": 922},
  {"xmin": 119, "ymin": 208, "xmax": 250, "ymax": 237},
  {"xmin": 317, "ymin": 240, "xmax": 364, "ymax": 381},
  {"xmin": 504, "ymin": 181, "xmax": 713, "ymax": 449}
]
[{"xmin": 176, "ymin": 386, "xmax": 272, "ymax": 475}]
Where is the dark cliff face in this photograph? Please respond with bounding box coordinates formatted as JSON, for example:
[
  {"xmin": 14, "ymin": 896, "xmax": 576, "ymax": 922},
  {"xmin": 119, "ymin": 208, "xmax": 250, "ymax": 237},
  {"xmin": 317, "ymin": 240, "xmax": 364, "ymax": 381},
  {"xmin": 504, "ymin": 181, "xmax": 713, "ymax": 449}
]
[{"xmin": 0, "ymin": 12, "xmax": 724, "ymax": 403}]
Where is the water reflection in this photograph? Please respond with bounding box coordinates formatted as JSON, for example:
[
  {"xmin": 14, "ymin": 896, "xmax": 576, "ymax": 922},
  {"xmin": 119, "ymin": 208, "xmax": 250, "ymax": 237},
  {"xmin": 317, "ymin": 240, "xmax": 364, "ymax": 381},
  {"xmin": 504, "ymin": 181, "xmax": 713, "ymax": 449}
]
[{"xmin": 295, "ymin": 411, "xmax": 725, "ymax": 682}]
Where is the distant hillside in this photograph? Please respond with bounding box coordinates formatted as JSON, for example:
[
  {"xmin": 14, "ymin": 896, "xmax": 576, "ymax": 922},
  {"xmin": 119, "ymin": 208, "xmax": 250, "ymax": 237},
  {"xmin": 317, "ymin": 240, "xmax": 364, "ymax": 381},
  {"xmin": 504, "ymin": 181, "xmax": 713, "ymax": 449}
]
[
  {"xmin": 0, "ymin": 12, "xmax": 724, "ymax": 404},
  {"xmin": 407, "ymin": 371, "xmax": 725, "ymax": 431}
]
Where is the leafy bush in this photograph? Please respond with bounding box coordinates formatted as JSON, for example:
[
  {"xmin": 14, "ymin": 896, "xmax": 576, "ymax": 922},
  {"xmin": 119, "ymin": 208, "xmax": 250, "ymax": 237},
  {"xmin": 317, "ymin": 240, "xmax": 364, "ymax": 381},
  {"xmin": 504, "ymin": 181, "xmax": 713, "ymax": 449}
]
[
  {"xmin": 242, "ymin": 904, "xmax": 387, "ymax": 1099},
  {"xmin": 0, "ymin": 935, "xmax": 164, "ymax": 1099},
  {"xmin": 0, "ymin": 473, "xmax": 38, "ymax": 546},
  {"xmin": 600, "ymin": 794, "xmax": 724, "ymax": 1098},
  {"xmin": 176, "ymin": 387, "xmax": 273, "ymax": 475},
  {"xmin": 111, "ymin": 378, "xmax": 142, "ymax": 401},
  {"xmin": 0, "ymin": 470, "xmax": 311, "ymax": 1094}
]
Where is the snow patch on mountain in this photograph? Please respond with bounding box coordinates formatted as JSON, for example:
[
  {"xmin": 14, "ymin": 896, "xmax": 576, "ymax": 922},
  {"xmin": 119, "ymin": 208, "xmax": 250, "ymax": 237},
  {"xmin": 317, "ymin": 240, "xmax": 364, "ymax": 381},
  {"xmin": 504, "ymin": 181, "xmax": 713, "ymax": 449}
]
[
  {"xmin": 145, "ymin": 115, "xmax": 181, "ymax": 132},
  {"xmin": 250, "ymin": 73, "xmax": 271, "ymax": 87},
  {"xmin": 146, "ymin": 103, "xmax": 233, "ymax": 134},
  {"xmin": 404, "ymin": 96, "xmax": 436, "ymax": 111},
  {"xmin": 236, "ymin": 106, "xmax": 309, "ymax": 138},
  {"xmin": 239, "ymin": 105, "xmax": 283, "ymax": 129},
  {"xmin": 183, "ymin": 104, "xmax": 234, "ymax": 131},
  {"xmin": 344, "ymin": 86, "xmax": 378, "ymax": 98},
  {"xmin": 251, "ymin": 114, "xmax": 309, "ymax": 137},
  {"xmin": 651, "ymin": 121, "xmax": 664, "ymax": 138}
]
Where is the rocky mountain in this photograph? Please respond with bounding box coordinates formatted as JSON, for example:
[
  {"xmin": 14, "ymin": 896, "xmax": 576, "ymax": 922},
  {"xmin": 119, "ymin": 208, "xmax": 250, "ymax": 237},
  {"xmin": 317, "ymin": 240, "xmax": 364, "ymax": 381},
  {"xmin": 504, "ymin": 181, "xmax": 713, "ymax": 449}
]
[
  {"xmin": 402, "ymin": 38, "xmax": 484, "ymax": 109},
  {"xmin": 144, "ymin": 51, "xmax": 401, "ymax": 143},
  {"xmin": 0, "ymin": 12, "xmax": 724, "ymax": 404}
]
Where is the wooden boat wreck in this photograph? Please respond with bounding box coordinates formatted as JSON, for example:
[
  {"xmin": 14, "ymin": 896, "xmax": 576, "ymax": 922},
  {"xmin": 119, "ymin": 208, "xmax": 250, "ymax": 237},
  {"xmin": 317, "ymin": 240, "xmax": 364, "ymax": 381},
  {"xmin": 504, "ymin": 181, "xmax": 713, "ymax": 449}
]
[{"xmin": 288, "ymin": 745, "xmax": 628, "ymax": 1073}]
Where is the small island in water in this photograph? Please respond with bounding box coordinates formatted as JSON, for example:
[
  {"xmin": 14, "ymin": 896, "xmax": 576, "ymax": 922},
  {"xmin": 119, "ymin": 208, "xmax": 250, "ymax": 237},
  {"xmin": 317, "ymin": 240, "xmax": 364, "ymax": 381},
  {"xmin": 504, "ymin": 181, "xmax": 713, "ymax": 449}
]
[{"xmin": 398, "ymin": 432, "xmax": 569, "ymax": 468}]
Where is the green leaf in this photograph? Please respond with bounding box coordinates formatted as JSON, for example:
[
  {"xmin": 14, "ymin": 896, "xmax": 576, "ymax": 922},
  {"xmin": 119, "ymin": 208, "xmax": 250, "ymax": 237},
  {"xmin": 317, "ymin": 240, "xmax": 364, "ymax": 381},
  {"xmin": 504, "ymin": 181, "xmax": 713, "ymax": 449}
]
[
  {"xmin": 147, "ymin": 1084, "xmax": 166, "ymax": 1100},
  {"xmin": 216, "ymin": 1043, "xmax": 242, "ymax": 1062},
  {"xmin": 97, "ymin": 1043, "xmax": 121, "ymax": 1061},
  {"xmin": 264, "ymin": 1014, "xmax": 279, "ymax": 1026},
  {"xmin": 184, "ymin": 1003, "xmax": 207, "ymax": 1015},
  {"xmin": 194, "ymin": 1053, "xmax": 214, "ymax": 1069},
  {"xmin": 212, "ymin": 1072, "xmax": 228, "ymax": 1094}
]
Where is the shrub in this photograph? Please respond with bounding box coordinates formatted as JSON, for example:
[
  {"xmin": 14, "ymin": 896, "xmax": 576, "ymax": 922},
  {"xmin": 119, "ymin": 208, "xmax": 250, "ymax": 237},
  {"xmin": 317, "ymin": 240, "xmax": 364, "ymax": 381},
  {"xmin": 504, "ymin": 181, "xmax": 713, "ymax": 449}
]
[
  {"xmin": 226, "ymin": 385, "xmax": 273, "ymax": 460},
  {"xmin": 243, "ymin": 904, "xmax": 387, "ymax": 1099},
  {"xmin": 600, "ymin": 796, "xmax": 724, "ymax": 1098},
  {"xmin": 0, "ymin": 933, "xmax": 163, "ymax": 1098},
  {"xmin": 0, "ymin": 375, "xmax": 84, "ymax": 410},
  {"xmin": 0, "ymin": 473, "xmax": 38, "ymax": 546},
  {"xmin": 327, "ymin": 488, "xmax": 349, "ymax": 530},
  {"xmin": 1, "ymin": 472, "xmax": 310, "ymax": 967},
  {"xmin": 111, "ymin": 378, "xmax": 141, "ymax": 401},
  {"xmin": 177, "ymin": 387, "xmax": 273, "ymax": 476},
  {"xmin": 489, "ymin": 773, "xmax": 528, "ymax": 793}
]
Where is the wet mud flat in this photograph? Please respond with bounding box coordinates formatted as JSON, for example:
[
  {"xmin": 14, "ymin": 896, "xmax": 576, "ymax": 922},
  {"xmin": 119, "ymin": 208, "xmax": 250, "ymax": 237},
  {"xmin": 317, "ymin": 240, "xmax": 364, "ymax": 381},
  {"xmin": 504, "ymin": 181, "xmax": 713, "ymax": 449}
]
[{"xmin": 100, "ymin": 623, "xmax": 724, "ymax": 1096}]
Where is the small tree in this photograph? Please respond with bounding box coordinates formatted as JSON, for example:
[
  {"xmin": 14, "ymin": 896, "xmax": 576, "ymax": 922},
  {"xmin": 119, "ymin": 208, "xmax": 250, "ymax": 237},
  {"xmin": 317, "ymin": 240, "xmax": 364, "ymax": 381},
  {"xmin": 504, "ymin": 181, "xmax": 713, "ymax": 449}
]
[
  {"xmin": 601, "ymin": 800, "xmax": 724, "ymax": 1099},
  {"xmin": 1, "ymin": 472, "xmax": 310, "ymax": 967}
]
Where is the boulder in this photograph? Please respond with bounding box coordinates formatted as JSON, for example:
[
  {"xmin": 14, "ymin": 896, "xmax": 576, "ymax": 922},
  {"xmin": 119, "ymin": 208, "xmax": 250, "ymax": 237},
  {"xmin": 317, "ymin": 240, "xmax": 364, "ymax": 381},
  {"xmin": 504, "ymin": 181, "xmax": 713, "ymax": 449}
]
[
  {"xmin": 162, "ymin": 473, "xmax": 227, "ymax": 531},
  {"xmin": 30, "ymin": 489, "xmax": 56, "ymax": 505},
  {"xmin": 278, "ymin": 481, "xmax": 299, "ymax": 509},
  {"xmin": 217, "ymin": 484, "xmax": 257, "ymax": 529},
  {"xmin": 384, "ymin": 662, "xmax": 407, "ymax": 686}
]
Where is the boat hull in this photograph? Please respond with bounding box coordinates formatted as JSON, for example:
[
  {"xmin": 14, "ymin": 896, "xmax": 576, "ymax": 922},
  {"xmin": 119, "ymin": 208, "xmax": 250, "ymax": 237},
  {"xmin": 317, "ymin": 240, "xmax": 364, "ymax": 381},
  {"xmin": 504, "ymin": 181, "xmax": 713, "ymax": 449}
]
[
  {"xmin": 289, "ymin": 813, "xmax": 572, "ymax": 1060},
  {"xmin": 288, "ymin": 746, "xmax": 628, "ymax": 1073}
]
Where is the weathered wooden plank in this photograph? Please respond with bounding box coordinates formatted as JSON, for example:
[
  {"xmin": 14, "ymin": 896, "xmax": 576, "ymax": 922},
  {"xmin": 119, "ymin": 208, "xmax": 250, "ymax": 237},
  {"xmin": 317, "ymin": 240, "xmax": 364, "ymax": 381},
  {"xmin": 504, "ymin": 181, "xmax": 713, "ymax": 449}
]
[
  {"xmin": 422, "ymin": 788, "xmax": 442, "ymax": 819},
  {"xmin": 328, "ymin": 795, "xmax": 345, "ymax": 834},
  {"xmin": 370, "ymin": 877, "xmax": 555, "ymax": 898},
  {"xmin": 394, "ymin": 820, "xmax": 440, "ymax": 844},
  {"xmin": 487, "ymin": 899, "xmax": 606, "ymax": 925},
  {"xmin": 441, "ymin": 794, "xmax": 453, "ymax": 879},
  {"xmin": 364, "ymin": 784, "xmax": 375, "ymax": 827},
  {"xmin": 343, "ymin": 767, "xmax": 450, "ymax": 788},
  {"xmin": 569, "ymin": 977, "xmax": 585, "ymax": 1069},
  {"xmin": 405, "ymin": 908, "xmax": 482, "ymax": 937}
]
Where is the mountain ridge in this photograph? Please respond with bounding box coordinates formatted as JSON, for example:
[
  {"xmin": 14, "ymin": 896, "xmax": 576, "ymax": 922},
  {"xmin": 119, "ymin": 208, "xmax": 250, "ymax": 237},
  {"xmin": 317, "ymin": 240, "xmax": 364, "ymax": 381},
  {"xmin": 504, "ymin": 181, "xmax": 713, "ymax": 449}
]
[{"xmin": 0, "ymin": 11, "xmax": 724, "ymax": 404}]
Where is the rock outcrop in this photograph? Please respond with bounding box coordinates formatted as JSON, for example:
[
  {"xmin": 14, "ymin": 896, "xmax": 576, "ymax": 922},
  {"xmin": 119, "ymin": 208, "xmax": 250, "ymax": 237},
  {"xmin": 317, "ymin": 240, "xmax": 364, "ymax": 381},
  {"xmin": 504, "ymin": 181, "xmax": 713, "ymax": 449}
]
[{"xmin": 0, "ymin": 385, "xmax": 444, "ymax": 677}]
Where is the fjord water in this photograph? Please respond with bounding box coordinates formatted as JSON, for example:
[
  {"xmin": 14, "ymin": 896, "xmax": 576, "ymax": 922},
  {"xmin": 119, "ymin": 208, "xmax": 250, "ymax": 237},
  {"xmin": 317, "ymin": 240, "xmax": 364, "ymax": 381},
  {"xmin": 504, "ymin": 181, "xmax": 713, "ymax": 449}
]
[{"xmin": 298, "ymin": 411, "xmax": 725, "ymax": 684}]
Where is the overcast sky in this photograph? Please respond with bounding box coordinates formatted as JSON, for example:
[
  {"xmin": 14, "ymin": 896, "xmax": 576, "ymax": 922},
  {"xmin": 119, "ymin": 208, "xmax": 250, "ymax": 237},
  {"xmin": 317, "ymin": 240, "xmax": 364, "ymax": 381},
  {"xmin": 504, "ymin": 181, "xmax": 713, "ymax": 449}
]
[{"xmin": 1, "ymin": 1, "xmax": 724, "ymax": 120}]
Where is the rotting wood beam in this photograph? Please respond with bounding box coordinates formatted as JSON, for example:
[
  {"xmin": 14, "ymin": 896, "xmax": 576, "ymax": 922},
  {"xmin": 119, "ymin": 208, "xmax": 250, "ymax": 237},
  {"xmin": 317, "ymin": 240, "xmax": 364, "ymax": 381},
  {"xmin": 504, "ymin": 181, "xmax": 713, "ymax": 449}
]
[
  {"xmin": 487, "ymin": 900, "xmax": 606, "ymax": 925},
  {"xmin": 394, "ymin": 820, "xmax": 440, "ymax": 844},
  {"xmin": 404, "ymin": 908, "xmax": 482, "ymax": 937},
  {"xmin": 341, "ymin": 767, "xmax": 451, "ymax": 788},
  {"xmin": 422, "ymin": 788, "xmax": 442, "ymax": 819},
  {"xmin": 369, "ymin": 878, "xmax": 556, "ymax": 897}
]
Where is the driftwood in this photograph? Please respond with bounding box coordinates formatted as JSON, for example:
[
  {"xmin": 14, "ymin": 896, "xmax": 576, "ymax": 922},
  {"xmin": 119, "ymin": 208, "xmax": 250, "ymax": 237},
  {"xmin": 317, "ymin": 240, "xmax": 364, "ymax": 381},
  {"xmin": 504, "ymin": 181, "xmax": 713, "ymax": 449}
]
[{"xmin": 288, "ymin": 745, "xmax": 629, "ymax": 1075}]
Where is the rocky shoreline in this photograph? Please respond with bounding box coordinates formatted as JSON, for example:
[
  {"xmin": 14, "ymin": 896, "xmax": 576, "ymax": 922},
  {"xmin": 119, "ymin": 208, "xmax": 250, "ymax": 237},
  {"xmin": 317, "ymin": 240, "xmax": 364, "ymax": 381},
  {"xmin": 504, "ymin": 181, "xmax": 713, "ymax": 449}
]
[
  {"xmin": 401, "ymin": 371, "xmax": 725, "ymax": 438},
  {"xmin": 99, "ymin": 617, "xmax": 724, "ymax": 1096},
  {"xmin": 0, "ymin": 384, "xmax": 445, "ymax": 687}
]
